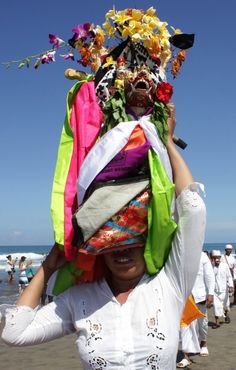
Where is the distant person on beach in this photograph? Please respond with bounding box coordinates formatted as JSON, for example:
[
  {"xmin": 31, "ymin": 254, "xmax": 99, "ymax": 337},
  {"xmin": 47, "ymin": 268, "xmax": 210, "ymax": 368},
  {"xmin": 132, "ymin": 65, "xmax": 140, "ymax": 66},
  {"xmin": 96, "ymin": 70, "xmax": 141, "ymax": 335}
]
[
  {"xmin": 18, "ymin": 256, "xmax": 29, "ymax": 295},
  {"xmin": 191, "ymin": 252, "xmax": 215, "ymax": 355},
  {"xmin": 5, "ymin": 255, "xmax": 18, "ymax": 283},
  {"xmin": 1, "ymin": 104, "xmax": 207, "ymax": 370},
  {"xmin": 25, "ymin": 259, "xmax": 35, "ymax": 283},
  {"xmin": 177, "ymin": 251, "xmax": 215, "ymax": 367},
  {"xmin": 211, "ymin": 250, "xmax": 234, "ymax": 328},
  {"xmin": 221, "ymin": 244, "xmax": 236, "ymax": 304}
]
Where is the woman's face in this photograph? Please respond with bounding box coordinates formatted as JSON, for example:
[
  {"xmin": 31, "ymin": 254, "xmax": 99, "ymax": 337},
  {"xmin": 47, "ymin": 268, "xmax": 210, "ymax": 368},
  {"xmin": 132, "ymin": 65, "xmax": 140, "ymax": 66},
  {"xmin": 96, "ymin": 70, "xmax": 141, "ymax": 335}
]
[{"xmin": 103, "ymin": 247, "xmax": 146, "ymax": 281}]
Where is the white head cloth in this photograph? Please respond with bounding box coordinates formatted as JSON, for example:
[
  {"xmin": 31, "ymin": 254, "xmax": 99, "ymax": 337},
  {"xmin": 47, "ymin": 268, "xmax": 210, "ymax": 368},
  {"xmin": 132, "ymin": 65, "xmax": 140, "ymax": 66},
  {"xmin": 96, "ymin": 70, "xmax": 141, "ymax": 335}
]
[{"xmin": 211, "ymin": 249, "xmax": 221, "ymax": 257}]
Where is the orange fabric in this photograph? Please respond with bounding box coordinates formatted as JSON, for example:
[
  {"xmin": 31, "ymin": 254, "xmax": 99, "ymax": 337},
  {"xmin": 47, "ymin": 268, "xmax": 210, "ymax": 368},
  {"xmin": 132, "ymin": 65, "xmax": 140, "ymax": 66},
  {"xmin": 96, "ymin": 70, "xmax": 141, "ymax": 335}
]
[
  {"xmin": 75, "ymin": 253, "xmax": 108, "ymax": 283},
  {"xmin": 123, "ymin": 125, "xmax": 146, "ymax": 150},
  {"xmin": 181, "ymin": 295, "xmax": 205, "ymax": 327}
]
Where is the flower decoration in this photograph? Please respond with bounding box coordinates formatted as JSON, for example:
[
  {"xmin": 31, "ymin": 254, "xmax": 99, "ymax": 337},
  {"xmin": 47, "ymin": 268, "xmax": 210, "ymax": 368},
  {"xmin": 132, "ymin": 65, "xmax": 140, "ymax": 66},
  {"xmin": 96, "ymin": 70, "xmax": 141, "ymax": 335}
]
[
  {"xmin": 40, "ymin": 51, "xmax": 56, "ymax": 64},
  {"xmin": 1, "ymin": 6, "xmax": 194, "ymax": 78},
  {"xmin": 72, "ymin": 23, "xmax": 91, "ymax": 39},
  {"xmin": 60, "ymin": 52, "xmax": 75, "ymax": 61},
  {"xmin": 49, "ymin": 34, "xmax": 65, "ymax": 49},
  {"xmin": 156, "ymin": 82, "xmax": 174, "ymax": 104},
  {"xmin": 171, "ymin": 50, "xmax": 186, "ymax": 78}
]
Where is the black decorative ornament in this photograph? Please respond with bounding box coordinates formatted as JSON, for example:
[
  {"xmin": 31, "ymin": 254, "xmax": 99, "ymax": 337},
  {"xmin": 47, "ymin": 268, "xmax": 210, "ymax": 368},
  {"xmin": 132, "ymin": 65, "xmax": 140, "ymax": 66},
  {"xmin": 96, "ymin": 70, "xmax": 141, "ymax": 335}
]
[{"xmin": 169, "ymin": 33, "xmax": 195, "ymax": 50}]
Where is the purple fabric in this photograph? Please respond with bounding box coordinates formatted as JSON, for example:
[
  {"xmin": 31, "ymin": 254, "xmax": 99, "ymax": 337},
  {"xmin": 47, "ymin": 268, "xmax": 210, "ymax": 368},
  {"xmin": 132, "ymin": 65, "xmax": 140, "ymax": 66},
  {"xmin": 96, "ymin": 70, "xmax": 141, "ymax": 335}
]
[{"xmin": 94, "ymin": 141, "xmax": 151, "ymax": 182}]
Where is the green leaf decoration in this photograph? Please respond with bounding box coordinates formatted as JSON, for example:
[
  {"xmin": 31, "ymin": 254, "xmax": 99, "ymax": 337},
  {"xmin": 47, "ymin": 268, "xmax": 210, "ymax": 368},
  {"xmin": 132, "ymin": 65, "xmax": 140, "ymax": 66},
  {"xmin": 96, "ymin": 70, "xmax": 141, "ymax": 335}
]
[
  {"xmin": 102, "ymin": 89, "xmax": 130, "ymax": 136},
  {"xmin": 101, "ymin": 89, "xmax": 169, "ymax": 146},
  {"xmin": 150, "ymin": 101, "xmax": 169, "ymax": 145},
  {"xmin": 25, "ymin": 58, "xmax": 30, "ymax": 68},
  {"xmin": 18, "ymin": 62, "xmax": 25, "ymax": 69},
  {"xmin": 34, "ymin": 59, "xmax": 41, "ymax": 69}
]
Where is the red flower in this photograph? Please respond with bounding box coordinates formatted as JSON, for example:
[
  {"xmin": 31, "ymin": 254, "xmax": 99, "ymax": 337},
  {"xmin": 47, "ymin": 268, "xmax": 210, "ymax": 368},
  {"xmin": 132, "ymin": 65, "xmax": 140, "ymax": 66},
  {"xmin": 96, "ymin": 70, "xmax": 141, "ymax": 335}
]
[{"xmin": 156, "ymin": 82, "xmax": 174, "ymax": 104}]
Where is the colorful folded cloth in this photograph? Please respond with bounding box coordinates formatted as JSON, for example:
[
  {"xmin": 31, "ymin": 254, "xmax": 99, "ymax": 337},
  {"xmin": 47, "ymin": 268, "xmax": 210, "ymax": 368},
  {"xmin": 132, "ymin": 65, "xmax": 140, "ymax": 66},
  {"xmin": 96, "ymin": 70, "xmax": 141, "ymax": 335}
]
[
  {"xmin": 79, "ymin": 188, "xmax": 150, "ymax": 254},
  {"xmin": 73, "ymin": 177, "xmax": 149, "ymax": 246}
]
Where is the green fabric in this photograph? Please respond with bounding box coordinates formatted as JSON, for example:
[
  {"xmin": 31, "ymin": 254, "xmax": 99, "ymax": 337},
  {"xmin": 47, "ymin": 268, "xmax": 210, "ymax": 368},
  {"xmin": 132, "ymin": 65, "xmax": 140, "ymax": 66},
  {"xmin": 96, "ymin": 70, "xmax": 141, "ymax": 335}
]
[
  {"xmin": 53, "ymin": 261, "xmax": 83, "ymax": 296},
  {"xmin": 50, "ymin": 76, "xmax": 93, "ymax": 246},
  {"xmin": 144, "ymin": 149, "xmax": 177, "ymax": 274}
]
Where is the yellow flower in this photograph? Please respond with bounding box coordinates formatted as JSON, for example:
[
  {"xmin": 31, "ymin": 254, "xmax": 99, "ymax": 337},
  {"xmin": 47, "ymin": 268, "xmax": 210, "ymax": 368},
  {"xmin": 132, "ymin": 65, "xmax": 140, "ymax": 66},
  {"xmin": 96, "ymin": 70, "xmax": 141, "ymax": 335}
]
[
  {"xmin": 95, "ymin": 26, "xmax": 105, "ymax": 37},
  {"xmin": 130, "ymin": 9, "xmax": 143, "ymax": 22},
  {"xmin": 105, "ymin": 7, "xmax": 116, "ymax": 19},
  {"xmin": 121, "ymin": 25, "xmax": 131, "ymax": 38},
  {"xmin": 171, "ymin": 26, "xmax": 182, "ymax": 35},
  {"xmin": 102, "ymin": 56, "xmax": 116, "ymax": 68},
  {"xmin": 146, "ymin": 7, "xmax": 156, "ymax": 17},
  {"xmin": 103, "ymin": 21, "xmax": 115, "ymax": 37},
  {"xmin": 114, "ymin": 11, "xmax": 132, "ymax": 25},
  {"xmin": 160, "ymin": 37, "xmax": 171, "ymax": 51},
  {"xmin": 144, "ymin": 35, "xmax": 161, "ymax": 54},
  {"xmin": 142, "ymin": 14, "xmax": 159, "ymax": 28},
  {"xmin": 156, "ymin": 21, "xmax": 168, "ymax": 33},
  {"xmin": 131, "ymin": 33, "xmax": 142, "ymax": 42}
]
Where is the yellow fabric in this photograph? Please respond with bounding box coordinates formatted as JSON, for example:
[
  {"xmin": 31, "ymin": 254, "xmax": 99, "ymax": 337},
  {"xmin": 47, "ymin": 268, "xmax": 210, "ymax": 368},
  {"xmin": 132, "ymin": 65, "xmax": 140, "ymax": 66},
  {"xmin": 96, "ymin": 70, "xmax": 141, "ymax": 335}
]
[{"xmin": 181, "ymin": 295, "xmax": 205, "ymax": 327}]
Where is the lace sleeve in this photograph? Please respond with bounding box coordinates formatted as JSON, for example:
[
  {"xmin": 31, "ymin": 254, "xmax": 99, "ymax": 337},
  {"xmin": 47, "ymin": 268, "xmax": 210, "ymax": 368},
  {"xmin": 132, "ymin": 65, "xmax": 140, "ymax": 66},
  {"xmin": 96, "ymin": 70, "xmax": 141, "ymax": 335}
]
[
  {"xmin": 164, "ymin": 183, "xmax": 206, "ymax": 301},
  {"xmin": 1, "ymin": 290, "xmax": 75, "ymax": 346}
]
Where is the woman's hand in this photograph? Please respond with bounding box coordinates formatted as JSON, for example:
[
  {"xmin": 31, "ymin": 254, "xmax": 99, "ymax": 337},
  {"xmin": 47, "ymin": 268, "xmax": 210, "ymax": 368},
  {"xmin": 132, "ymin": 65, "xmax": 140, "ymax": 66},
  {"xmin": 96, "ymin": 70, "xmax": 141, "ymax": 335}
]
[
  {"xmin": 166, "ymin": 102, "xmax": 176, "ymax": 145},
  {"xmin": 16, "ymin": 243, "xmax": 66, "ymax": 308},
  {"xmin": 42, "ymin": 244, "xmax": 66, "ymax": 275},
  {"xmin": 165, "ymin": 102, "xmax": 194, "ymax": 196}
]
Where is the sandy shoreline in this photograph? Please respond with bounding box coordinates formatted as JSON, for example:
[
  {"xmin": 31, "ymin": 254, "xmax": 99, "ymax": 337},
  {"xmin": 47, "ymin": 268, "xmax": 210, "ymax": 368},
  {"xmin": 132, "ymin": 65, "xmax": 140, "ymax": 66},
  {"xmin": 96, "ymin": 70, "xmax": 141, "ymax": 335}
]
[{"xmin": 0, "ymin": 302, "xmax": 236, "ymax": 370}]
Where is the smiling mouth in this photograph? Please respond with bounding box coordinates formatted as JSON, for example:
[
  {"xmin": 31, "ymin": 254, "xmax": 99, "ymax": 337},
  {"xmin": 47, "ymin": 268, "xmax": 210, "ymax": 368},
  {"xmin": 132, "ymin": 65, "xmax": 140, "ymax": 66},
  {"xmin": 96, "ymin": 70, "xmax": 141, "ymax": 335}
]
[{"xmin": 113, "ymin": 249, "xmax": 133, "ymax": 264}]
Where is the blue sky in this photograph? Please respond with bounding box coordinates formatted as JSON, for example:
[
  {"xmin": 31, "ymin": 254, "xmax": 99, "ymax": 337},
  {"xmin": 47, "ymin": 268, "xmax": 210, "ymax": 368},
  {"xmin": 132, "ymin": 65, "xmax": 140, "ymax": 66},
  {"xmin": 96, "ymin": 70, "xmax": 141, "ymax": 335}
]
[{"xmin": 0, "ymin": 0, "xmax": 235, "ymax": 246}]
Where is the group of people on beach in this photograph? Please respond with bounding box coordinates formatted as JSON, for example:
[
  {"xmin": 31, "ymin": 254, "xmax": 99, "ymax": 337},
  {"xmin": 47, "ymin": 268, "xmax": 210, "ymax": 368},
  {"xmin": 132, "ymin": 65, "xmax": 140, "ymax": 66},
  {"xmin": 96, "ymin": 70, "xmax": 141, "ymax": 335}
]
[
  {"xmin": 5, "ymin": 255, "xmax": 34, "ymax": 294},
  {"xmin": 176, "ymin": 244, "xmax": 235, "ymax": 368}
]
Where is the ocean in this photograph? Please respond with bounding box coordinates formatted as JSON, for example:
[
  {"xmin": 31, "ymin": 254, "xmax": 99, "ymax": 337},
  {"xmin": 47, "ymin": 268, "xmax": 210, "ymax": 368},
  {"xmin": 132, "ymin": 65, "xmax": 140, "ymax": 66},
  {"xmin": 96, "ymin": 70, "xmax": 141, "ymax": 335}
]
[
  {"xmin": 0, "ymin": 245, "xmax": 50, "ymax": 305},
  {"xmin": 0, "ymin": 243, "xmax": 235, "ymax": 305}
]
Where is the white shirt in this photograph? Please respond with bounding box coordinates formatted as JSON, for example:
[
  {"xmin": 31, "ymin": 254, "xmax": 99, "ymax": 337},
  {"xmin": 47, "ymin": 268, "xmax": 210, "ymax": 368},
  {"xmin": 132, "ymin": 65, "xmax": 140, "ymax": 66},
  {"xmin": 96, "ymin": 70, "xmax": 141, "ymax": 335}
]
[
  {"xmin": 192, "ymin": 252, "xmax": 215, "ymax": 303},
  {"xmin": 2, "ymin": 184, "xmax": 206, "ymax": 370},
  {"xmin": 221, "ymin": 254, "xmax": 236, "ymax": 279},
  {"xmin": 213, "ymin": 262, "xmax": 234, "ymax": 293},
  {"xmin": 5, "ymin": 261, "xmax": 12, "ymax": 273}
]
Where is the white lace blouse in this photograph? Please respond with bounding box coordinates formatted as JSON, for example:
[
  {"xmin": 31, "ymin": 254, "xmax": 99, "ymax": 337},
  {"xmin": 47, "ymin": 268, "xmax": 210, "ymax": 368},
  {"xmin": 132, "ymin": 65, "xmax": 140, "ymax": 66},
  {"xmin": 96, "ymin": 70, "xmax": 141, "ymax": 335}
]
[{"xmin": 2, "ymin": 184, "xmax": 206, "ymax": 370}]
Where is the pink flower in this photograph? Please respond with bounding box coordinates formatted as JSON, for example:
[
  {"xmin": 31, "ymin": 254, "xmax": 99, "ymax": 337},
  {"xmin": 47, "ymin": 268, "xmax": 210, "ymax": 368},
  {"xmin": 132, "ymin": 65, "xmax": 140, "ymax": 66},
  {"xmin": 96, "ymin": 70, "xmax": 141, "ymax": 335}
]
[
  {"xmin": 49, "ymin": 34, "xmax": 65, "ymax": 48},
  {"xmin": 60, "ymin": 52, "xmax": 75, "ymax": 61},
  {"xmin": 72, "ymin": 23, "xmax": 91, "ymax": 40},
  {"xmin": 40, "ymin": 51, "xmax": 56, "ymax": 64}
]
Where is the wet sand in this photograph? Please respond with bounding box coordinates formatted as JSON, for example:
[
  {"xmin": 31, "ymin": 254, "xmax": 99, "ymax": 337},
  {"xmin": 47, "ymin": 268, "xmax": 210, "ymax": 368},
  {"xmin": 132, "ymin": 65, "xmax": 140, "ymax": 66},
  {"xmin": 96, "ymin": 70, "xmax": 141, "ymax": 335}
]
[{"xmin": 0, "ymin": 302, "xmax": 236, "ymax": 370}]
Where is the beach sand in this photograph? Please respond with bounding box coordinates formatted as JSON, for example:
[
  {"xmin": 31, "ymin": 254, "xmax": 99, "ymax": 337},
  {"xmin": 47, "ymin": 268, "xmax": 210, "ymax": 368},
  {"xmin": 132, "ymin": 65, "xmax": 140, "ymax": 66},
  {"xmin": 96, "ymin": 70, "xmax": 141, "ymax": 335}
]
[{"xmin": 0, "ymin": 303, "xmax": 236, "ymax": 370}]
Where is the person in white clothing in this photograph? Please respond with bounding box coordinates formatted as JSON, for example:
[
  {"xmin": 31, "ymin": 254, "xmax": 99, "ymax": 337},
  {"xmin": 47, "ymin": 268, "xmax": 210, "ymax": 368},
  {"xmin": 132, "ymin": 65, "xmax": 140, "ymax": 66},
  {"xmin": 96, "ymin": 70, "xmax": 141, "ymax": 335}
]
[
  {"xmin": 191, "ymin": 251, "xmax": 215, "ymax": 355},
  {"xmin": 1, "ymin": 102, "xmax": 206, "ymax": 370},
  {"xmin": 177, "ymin": 252, "xmax": 215, "ymax": 367},
  {"xmin": 5, "ymin": 255, "xmax": 18, "ymax": 283},
  {"xmin": 221, "ymin": 244, "xmax": 236, "ymax": 304},
  {"xmin": 212, "ymin": 250, "xmax": 234, "ymax": 328},
  {"xmin": 18, "ymin": 256, "xmax": 29, "ymax": 295}
]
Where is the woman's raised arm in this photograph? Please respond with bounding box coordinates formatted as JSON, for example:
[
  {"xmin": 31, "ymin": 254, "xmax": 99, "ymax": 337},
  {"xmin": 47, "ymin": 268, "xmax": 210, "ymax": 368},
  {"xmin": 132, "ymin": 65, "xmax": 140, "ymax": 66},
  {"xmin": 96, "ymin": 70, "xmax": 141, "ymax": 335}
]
[
  {"xmin": 166, "ymin": 103, "xmax": 194, "ymax": 196},
  {"xmin": 16, "ymin": 244, "xmax": 66, "ymax": 309}
]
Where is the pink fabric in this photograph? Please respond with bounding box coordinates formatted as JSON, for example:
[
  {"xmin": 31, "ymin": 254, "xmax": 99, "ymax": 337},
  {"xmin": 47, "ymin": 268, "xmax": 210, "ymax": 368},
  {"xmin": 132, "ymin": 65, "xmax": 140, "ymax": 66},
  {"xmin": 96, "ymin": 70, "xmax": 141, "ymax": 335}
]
[{"xmin": 64, "ymin": 81, "xmax": 103, "ymax": 260}]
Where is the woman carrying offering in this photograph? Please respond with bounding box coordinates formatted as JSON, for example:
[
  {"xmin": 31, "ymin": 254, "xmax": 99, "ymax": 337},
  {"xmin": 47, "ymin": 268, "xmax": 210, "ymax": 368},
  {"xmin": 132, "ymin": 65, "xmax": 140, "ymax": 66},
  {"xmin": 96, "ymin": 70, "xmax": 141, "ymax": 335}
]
[{"xmin": 2, "ymin": 104, "xmax": 206, "ymax": 370}]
